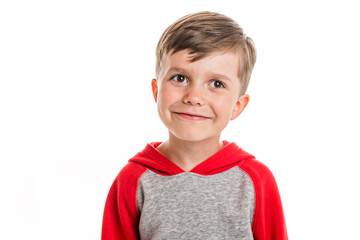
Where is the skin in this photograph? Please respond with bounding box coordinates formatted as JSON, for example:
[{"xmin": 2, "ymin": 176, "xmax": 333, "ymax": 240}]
[{"xmin": 151, "ymin": 49, "xmax": 249, "ymax": 171}]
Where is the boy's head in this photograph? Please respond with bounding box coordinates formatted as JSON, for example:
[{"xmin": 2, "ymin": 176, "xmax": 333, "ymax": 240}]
[
  {"xmin": 155, "ymin": 11, "xmax": 256, "ymax": 96},
  {"xmin": 152, "ymin": 11, "xmax": 257, "ymax": 142}
]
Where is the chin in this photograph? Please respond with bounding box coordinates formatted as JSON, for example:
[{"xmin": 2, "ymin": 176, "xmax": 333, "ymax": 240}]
[{"xmin": 171, "ymin": 130, "xmax": 219, "ymax": 143}]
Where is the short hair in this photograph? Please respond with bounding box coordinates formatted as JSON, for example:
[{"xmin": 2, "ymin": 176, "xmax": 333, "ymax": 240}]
[{"xmin": 155, "ymin": 11, "xmax": 257, "ymax": 95}]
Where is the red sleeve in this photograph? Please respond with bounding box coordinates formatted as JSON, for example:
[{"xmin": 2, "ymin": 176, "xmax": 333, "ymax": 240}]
[
  {"xmin": 239, "ymin": 159, "xmax": 288, "ymax": 240},
  {"xmin": 101, "ymin": 162, "xmax": 146, "ymax": 240}
]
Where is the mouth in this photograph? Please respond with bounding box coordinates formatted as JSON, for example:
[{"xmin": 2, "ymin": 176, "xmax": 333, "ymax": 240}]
[{"xmin": 173, "ymin": 112, "xmax": 210, "ymax": 121}]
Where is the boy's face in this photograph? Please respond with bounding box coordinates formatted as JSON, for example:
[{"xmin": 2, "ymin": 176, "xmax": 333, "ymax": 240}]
[{"xmin": 152, "ymin": 49, "xmax": 249, "ymax": 143}]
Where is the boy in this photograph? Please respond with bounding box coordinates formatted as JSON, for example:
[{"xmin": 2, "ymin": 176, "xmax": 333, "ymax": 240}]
[{"xmin": 102, "ymin": 11, "xmax": 287, "ymax": 240}]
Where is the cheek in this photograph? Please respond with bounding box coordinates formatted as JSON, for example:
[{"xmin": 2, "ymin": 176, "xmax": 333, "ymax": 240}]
[
  {"xmin": 212, "ymin": 96, "xmax": 235, "ymax": 118},
  {"xmin": 158, "ymin": 87, "xmax": 172, "ymax": 107},
  {"xmin": 157, "ymin": 85, "xmax": 180, "ymax": 116},
  {"xmin": 158, "ymin": 84, "xmax": 182, "ymax": 104}
]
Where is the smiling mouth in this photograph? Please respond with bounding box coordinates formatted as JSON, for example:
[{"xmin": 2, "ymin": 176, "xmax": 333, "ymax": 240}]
[{"xmin": 173, "ymin": 112, "xmax": 210, "ymax": 121}]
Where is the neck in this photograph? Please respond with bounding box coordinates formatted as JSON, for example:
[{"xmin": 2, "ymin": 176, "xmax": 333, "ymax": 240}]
[{"xmin": 157, "ymin": 133, "xmax": 224, "ymax": 172}]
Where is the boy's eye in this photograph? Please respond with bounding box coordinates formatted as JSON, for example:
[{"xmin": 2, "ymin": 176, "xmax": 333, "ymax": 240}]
[
  {"xmin": 210, "ymin": 80, "xmax": 225, "ymax": 88},
  {"xmin": 172, "ymin": 74, "xmax": 187, "ymax": 83}
]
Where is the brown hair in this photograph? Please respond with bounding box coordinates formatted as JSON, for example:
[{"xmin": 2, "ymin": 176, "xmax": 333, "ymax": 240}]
[{"xmin": 155, "ymin": 11, "xmax": 257, "ymax": 95}]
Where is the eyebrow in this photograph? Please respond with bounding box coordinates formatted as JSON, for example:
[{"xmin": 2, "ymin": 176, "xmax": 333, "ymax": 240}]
[
  {"xmin": 167, "ymin": 67, "xmax": 187, "ymax": 74},
  {"xmin": 210, "ymin": 73, "xmax": 232, "ymax": 83}
]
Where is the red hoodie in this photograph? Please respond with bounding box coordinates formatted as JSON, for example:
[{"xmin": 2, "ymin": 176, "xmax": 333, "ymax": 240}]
[{"xmin": 102, "ymin": 141, "xmax": 288, "ymax": 239}]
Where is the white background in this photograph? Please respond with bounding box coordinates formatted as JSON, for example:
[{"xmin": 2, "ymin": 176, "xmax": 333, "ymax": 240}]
[{"xmin": 1, "ymin": 0, "xmax": 359, "ymax": 239}]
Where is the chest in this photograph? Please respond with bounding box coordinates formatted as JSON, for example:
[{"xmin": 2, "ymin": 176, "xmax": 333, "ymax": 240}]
[{"xmin": 136, "ymin": 167, "xmax": 255, "ymax": 240}]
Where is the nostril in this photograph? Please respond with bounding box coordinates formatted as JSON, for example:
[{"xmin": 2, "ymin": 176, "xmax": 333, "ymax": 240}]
[
  {"xmin": 183, "ymin": 96, "xmax": 204, "ymax": 106},
  {"xmin": 182, "ymin": 87, "xmax": 205, "ymax": 106}
]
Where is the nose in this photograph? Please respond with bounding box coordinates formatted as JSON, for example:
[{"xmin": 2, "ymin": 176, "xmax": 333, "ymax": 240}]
[{"xmin": 182, "ymin": 84, "xmax": 205, "ymax": 106}]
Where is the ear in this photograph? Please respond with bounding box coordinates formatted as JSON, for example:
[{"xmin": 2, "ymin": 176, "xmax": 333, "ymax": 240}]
[
  {"xmin": 231, "ymin": 94, "xmax": 250, "ymax": 120},
  {"xmin": 151, "ymin": 78, "xmax": 158, "ymax": 103}
]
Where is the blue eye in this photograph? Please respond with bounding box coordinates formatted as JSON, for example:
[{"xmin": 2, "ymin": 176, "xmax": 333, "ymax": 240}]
[
  {"xmin": 210, "ymin": 80, "xmax": 225, "ymax": 88},
  {"xmin": 172, "ymin": 74, "xmax": 187, "ymax": 83}
]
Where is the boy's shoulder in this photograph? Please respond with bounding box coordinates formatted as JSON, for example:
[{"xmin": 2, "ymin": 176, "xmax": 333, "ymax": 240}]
[
  {"xmin": 237, "ymin": 157, "xmax": 281, "ymax": 198},
  {"xmin": 238, "ymin": 157, "xmax": 277, "ymax": 183}
]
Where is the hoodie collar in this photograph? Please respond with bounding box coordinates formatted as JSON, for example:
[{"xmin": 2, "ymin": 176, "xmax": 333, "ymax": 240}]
[{"xmin": 129, "ymin": 141, "xmax": 255, "ymax": 175}]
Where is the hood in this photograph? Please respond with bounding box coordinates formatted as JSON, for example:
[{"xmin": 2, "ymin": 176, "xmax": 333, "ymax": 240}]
[{"xmin": 128, "ymin": 141, "xmax": 256, "ymax": 175}]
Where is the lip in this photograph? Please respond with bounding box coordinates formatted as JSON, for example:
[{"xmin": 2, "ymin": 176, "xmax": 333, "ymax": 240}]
[{"xmin": 173, "ymin": 112, "xmax": 210, "ymax": 121}]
